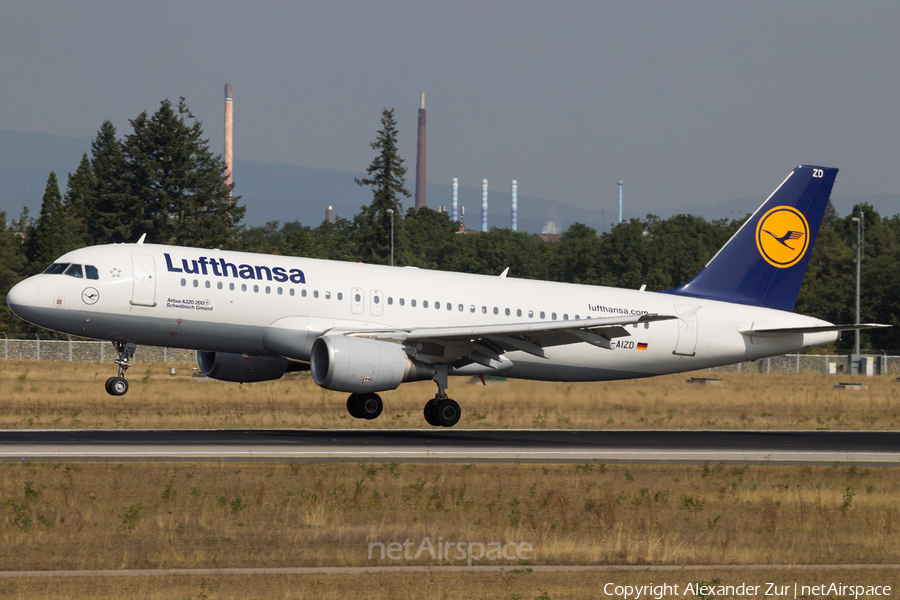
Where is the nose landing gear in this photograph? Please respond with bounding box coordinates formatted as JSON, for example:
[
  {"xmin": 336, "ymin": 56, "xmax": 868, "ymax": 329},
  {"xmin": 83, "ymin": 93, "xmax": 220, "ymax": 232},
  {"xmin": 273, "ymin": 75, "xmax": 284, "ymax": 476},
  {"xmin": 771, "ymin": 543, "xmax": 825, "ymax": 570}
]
[
  {"xmin": 423, "ymin": 366, "xmax": 461, "ymax": 427},
  {"xmin": 105, "ymin": 341, "xmax": 135, "ymax": 397}
]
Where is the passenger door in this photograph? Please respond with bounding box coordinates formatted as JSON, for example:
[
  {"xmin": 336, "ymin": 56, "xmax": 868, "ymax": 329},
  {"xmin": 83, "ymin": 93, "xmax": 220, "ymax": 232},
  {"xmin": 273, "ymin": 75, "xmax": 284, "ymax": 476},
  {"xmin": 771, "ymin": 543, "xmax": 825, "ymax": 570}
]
[{"xmin": 131, "ymin": 254, "xmax": 157, "ymax": 307}]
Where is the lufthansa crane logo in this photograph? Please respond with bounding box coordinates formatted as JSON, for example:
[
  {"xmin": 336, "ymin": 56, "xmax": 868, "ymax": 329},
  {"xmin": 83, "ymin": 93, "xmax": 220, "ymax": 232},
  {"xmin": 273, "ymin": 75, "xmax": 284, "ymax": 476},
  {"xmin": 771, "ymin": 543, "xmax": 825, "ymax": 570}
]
[{"xmin": 755, "ymin": 206, "xmax": 810, "ymax": 268}]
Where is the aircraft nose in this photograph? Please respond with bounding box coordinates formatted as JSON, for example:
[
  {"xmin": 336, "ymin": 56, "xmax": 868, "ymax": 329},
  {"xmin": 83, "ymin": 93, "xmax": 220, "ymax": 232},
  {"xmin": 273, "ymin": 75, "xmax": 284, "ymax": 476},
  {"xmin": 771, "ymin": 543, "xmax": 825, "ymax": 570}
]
[{"xmin": 6, "ymin": 279, "xmax": 39, "ymax": 318}]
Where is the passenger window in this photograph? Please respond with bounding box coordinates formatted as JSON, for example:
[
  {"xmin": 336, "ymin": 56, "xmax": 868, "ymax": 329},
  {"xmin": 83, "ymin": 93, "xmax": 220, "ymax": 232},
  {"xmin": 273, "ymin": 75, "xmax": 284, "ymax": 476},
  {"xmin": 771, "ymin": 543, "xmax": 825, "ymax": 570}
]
[
  {"xmin": 528, "ymin": 310, "xmax": 533, "ymax": 318},
  {"xmin": 338, "ymin": 292, "xmax": 343, "ymax": 300},
  {"xmin": 241, "ymin": 284, "xmax": 247, "ymax": 292},
  {"xmin": 388, "ymin": 297, "xmax": 393, "ymax": 305},
  {"xmin": 290, "ymin": 289, "xmax": 295, "ymax": 296},
  {"xmin": 517, "ymin": 309, "xmax": 522, "ymax": 317},
  {"xmin": 217, "ymin": 282, "xmax": 223, "ymax": 290},
  {"xmin": 302, "ymin": 289, "xmax": 307, "ymax": 297},
  {"xmin": 64, "ymin": 264, "xmax": 84, "ymax": 278},
  {"xmin": 505, "ymin": 308, "xmax": 510, "ymax": 316},
  {"xmin": 229, "ymin": 283, "xmax": 235, "ymax": 291},
  {"xmin": 493, "ymin": 307, "xmax": 498, "ymax": 315},
  {"xmin": 314, "ymin": 290, "xmax": 319, "ymax": 298},
  {"xmin": 540, "ymin": 311, "xmax": 545, "ymax": 319},
  {"xmin": 563, "ymin": 314, "xmax": 569, "ymax": 320},
  {"xmin": 277, "ymin": 287, "xmax": 283, "ymax": 295},
  {"xmin": 552, "ymin": 312, "xmax": 557, "ymax": 320},
  {"xmin": 423, "ymin": 301, "xmax": 429, "ymax": 308},
  {"xmin": 266, "ymin": 286, "xmax": 271, "ymax": 294},
  {"xmin": 205, "ymin": 281, "xmax": 211, "ymax": 289},
  {"xmin": 575, "ymin": 314, "xmax": 580, "ymax": 320},
  {"xmin": 411, "ymin": 300, "xmax": 417, "ymax": 307},
  {"xmin": 181, "ymin": 278, "xmax": 186, "ymax": 286},
  {"xmin": 482, "ymin": 306, "xmax": 487, "ymax": 314},
  {"xmin": 469, "ymin": 305, "xmax": 474, "ymax": 313},
  {"xmin": 325, "ymin": 291, "xmax": 331, "ymax": 299},
  {"xmin": 85, "ymin": 265, "xmax": 99, "ymax": 280},
  {"xmin": 193, "ymin": 280, "xmax": 199, "ymax": 288},
  {"xmin": 355, "ymin": 293, "xmax": 361, "ymax": 302},
  {"xmin": 400, "ymin": 298, "xmax": 405, "ymax": 306},
  {"xmin": 374, "ymin": 295, "xmax": 380, "ymax": 304},
  {"xmin": 253, "ymin": 285, "xmax": 259, "ymax": 293}
]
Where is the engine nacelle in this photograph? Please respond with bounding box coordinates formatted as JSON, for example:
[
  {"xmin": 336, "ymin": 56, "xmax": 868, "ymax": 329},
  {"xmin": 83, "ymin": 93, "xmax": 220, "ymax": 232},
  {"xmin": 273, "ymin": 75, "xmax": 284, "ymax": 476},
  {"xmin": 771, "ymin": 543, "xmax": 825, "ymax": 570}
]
[
  {"xmin": 310, "ymin": 335, "xmax": 433, "ymax": 393},
  {"xmin": 197, "ymin": 351, "xmax": 291, "ymax": 383}
]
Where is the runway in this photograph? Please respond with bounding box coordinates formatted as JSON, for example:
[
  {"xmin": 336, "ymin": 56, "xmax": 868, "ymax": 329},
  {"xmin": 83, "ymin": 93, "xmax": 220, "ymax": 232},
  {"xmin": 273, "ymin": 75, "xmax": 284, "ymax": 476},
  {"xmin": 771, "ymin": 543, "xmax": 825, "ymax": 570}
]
[{"xmin": 0, "ymin": 429, "xmax": 898, "ymax": 464}]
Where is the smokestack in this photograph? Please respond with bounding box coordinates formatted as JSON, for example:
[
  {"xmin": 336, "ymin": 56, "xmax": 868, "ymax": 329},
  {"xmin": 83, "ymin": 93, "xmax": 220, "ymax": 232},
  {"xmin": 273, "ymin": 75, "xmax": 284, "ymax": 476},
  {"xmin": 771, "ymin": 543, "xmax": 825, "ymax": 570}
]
[
  {"xmin": 326, "ymin": 205, "xmax": 334, "ymax": 224},
  {"xmin": 511, "ymin": 180, "xmax": 518, "ymax": 232},
  {"xmin": 618, "ymin": 181, "xmax": 623, "ymax": 224},
  {"xmin": 414, "ymin": 92, "xmax": 427, "ymax": 211},
  {"xmin": 224, "ymin": 84, "xmax": 234, "ymax": 198},
  {"xmin": 451, "ymin": 178, "xmax": 459, "ymax": 222},
  {"xmin": 481, "ymin": 179, "xmax": 488, "ymax": 232}
]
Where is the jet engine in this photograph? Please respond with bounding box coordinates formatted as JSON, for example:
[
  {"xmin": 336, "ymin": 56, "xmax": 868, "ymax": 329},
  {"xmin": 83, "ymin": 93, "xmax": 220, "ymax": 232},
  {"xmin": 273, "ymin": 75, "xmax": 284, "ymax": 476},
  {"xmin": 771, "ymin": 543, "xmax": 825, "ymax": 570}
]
[
  {"xmin": 197, "ymin": 351, "xmax": 302, "ymax": 383},
  {"xmin": 310, "ymin": 335, "xmax": 433, "ymax": 393}
]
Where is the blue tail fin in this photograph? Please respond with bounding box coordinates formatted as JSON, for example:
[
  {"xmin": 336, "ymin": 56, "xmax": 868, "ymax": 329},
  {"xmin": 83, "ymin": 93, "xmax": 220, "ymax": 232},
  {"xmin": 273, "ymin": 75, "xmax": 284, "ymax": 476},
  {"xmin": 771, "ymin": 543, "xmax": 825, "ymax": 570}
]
[{"xmin": 665, "ymin": 165, "xmax": 837, "ymax": 312}]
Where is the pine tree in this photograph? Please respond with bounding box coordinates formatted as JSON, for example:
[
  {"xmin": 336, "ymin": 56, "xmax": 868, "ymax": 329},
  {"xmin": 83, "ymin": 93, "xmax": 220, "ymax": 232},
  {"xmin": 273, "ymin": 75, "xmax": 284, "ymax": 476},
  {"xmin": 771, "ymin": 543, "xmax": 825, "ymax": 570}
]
[
  {"xmin": 26, "ymin": 172, "xmax": 74, "ymax": 273},
  {"xmin": 89, "ymin": 120, "xmax": 133, "ymax": 244},
  {"xmin": 354, "ymin": 108, "xmax": 410, "ymax": 265},
  {"xmin": 64, "ymin": 152, "xmax": 97, "ymax": 246},
  {"xmin": 124, "ymin": 98, "xmax": 244, "ymax": 248},
  {"xmin": 0, "ymin": 209, "xmax": 29, "ymax": 336}
]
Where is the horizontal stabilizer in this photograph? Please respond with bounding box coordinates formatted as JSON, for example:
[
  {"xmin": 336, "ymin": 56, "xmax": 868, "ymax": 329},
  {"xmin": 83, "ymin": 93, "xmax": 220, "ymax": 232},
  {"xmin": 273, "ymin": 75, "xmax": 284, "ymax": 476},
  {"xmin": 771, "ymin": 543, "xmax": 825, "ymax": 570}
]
[{"xmin": 740, "ymin": 323, "xmax": 890, "ymax": 338}]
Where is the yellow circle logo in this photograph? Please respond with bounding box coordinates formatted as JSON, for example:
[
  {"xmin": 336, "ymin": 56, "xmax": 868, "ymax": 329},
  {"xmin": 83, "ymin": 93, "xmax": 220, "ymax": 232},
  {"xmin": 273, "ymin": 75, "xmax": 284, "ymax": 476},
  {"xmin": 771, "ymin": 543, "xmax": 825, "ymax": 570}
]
[{"xmin": 755, "ymin": 206, "xmax": 809, "ymax": 268}]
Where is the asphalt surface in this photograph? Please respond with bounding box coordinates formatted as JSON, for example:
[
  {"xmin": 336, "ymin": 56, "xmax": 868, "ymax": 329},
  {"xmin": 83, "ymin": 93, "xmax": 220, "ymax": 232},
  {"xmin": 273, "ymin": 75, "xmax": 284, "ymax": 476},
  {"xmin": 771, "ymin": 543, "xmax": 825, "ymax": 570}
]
[{"xmin": 0, "ymin": 429, "xmax": 898, "ymax": 464}]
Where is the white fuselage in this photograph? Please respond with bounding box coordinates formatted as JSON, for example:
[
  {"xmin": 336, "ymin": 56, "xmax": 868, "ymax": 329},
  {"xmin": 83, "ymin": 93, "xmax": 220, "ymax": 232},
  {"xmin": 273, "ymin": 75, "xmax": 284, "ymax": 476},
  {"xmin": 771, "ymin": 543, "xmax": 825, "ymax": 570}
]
[{"xmin": 9, "ymin": 243, "xmax": 837, "ymax": 381}]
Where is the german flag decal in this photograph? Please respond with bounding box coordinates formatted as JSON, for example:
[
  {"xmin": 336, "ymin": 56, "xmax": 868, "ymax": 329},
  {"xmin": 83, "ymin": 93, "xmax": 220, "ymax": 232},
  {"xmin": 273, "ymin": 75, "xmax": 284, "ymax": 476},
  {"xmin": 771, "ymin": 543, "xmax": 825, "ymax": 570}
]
[{"xmin": 636, "ymin": 343, "xmax": 648, "ymax": 351}]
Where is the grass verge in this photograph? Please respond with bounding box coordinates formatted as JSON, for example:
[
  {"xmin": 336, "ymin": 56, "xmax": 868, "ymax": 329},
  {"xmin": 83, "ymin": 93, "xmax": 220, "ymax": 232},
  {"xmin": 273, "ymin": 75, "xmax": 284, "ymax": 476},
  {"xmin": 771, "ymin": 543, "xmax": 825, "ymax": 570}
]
[{"xmin": 1, "ymin": 361, "xmax": 898, "ymax": 429}]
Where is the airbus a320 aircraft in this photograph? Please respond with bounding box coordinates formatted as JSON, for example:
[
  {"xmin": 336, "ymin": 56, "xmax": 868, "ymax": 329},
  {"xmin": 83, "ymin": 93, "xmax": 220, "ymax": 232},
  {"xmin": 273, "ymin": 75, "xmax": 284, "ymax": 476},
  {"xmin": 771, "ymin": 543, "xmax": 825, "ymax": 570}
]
[{"xmin": 6, "ymin": 165, "xmax": 886, "ymax": 427}]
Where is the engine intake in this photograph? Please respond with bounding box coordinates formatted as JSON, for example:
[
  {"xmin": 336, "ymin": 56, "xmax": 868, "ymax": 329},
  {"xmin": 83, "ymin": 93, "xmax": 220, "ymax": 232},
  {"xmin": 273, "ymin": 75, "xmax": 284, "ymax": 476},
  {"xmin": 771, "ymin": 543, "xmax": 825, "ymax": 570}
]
[
  {"xmin": 197, "ymin": 351, "xmax": 292, "ymax": 383},
  {"xmin": 310, "ymin": 335, "xmax": 433, "ymax": 393}
]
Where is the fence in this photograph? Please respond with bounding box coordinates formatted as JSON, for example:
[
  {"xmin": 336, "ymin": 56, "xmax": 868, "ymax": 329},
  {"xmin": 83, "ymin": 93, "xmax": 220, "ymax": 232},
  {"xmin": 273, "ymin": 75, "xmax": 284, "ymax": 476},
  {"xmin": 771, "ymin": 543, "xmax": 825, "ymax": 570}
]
[
  {"xmin": 1, "ymin": 337, "xmax": 195, "ymax": 364},
  {"xmin": 1, "ymin": 338, "xmax": 899, "ymax": 375}
]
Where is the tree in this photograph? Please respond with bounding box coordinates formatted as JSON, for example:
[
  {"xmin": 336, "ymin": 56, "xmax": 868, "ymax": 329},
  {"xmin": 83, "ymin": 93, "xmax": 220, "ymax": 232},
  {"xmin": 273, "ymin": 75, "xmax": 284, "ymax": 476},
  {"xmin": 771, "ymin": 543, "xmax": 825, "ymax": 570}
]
[
  {"xmin": 0, "ymin": 209, "xmax": 28, "ymax": 334},
  {"xmin": 124, "ymin": 98, "xmax": 245, "ymax": 248},
  {"xmin": 88, "ymin": 120, "xmax": 133, "ymax": 244},
  {"xmin": 354, "ymin": 108, "xmax": 410, "ymax": 265},
  {"xmin": 26, "ymin": 172, "xmax": 75, "ymax": 274},
  {"xmin": 64, "ymin": 152, "xmax": 97, "ymax": 247}
]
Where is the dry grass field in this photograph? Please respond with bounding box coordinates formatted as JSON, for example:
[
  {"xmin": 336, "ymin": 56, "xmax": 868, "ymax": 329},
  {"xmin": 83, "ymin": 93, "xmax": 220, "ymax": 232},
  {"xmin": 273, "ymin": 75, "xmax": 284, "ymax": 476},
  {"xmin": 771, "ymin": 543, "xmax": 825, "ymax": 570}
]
[
  {"xmin": 0, "ymin": 460, "xmax": 898, "ymax": 571},
  {"xmin": 1, "ymin": 360, "xmax": 898, "ymax": 430},
  {"xmin": 2, "ymin": 568, "xmax": 898, "ymax": 600}
]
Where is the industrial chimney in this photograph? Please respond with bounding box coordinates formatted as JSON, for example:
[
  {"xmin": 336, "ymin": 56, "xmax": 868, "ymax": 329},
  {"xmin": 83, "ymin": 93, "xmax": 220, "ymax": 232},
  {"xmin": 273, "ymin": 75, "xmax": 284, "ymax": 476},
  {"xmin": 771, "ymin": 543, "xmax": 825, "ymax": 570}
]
[
  {"xmin": 618, "ymin": 181, "xmax": 623, "ymax": 224},
  {"xmin": 326, "ymin": 205, "xmax": 334, "ymax": 224},
  {"xmin": 414, "ymin": 92, "xmax": 427, "ymax": 211},
  {"xmin": 451, "ymin": 178, "xmax": 459, "ymax": 223},
  {"xmin": 511, "ymin": 180, "xmax": 518, "ymax": 232},
  {"xmin": 224, "ymin": 84, "xmax": 234, "ymax": 199},
  {"xmin": 481, "ymin": 179, "xmax": 488, "ymax": 232}
]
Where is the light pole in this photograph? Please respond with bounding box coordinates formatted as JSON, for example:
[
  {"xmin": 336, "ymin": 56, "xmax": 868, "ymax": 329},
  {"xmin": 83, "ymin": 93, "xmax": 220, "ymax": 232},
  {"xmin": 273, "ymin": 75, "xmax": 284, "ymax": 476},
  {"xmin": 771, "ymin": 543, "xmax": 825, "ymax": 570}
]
[
  {"xmin": 851, "ymin": 211, "xmax": 864, "ymax": 355},
  {"xmin": 386, "ymin": 209, "xmax": 394, "ymax": 267}
]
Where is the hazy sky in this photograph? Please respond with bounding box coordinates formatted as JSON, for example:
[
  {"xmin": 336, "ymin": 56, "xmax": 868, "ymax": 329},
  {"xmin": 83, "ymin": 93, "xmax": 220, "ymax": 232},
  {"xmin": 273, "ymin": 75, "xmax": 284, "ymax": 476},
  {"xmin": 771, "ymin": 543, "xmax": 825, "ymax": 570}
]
[{"xmin": 2, "ymin": 1, "xmax": 899, "ymax": 214}]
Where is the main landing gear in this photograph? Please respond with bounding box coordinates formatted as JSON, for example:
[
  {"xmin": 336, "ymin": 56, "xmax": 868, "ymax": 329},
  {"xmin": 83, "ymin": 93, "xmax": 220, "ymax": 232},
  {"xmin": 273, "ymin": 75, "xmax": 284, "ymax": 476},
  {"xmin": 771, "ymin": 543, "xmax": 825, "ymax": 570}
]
[
  {"xmin": 105, "ymin": 341, "xmax": 135, "ymax": 397},
  {"xmin": 346, "ymin": 392, "xmax": 384, "ymax": 420},
  {"xmin": 423, "ymin": 366, "xmax": 461, "ymax": 428}
]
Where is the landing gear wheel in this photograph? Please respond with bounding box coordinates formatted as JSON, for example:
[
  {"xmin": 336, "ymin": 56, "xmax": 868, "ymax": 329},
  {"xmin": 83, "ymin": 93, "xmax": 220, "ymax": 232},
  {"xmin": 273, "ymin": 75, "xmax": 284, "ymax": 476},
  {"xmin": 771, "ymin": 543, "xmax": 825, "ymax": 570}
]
[
  {"xmin": 435, "ymin": 398, "xmax": 461, "ymax": 427},
  {"xmin": 358, "ymin": 393, "xmax": 383, "ymax": 420},
  {"xmin": 108, "ymin": 377, "xmax": 129, "ymax": 397},
  {"xmin": 347, "ymin": 394, "xmax": 363, "ymax": 418},
  {"xmin": 423, "ymin": 402, "xmax": 440, "ymax": 427}
]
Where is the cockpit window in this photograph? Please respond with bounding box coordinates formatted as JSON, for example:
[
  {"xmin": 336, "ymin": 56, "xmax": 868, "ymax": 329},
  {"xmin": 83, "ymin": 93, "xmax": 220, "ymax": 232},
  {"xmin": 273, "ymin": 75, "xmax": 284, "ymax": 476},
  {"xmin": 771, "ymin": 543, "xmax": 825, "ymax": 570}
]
[
  {"xmin": 43, "ymin": 263, "xmax": 69, "ymax": 275},
  {"xmin": 64, "ymin": 264, "xmax": 84, "ymax": 278},
  {"xmin": 85, "ymin": 265, "xmax": 99, "ymax": 280}
]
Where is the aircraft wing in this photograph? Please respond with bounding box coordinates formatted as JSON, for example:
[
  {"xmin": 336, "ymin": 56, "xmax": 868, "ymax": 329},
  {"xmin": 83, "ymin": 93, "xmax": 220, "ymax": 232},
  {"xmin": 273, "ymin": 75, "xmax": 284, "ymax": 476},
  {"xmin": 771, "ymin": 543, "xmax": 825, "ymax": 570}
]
[
  {"xmin": 739, "ymin": 323, "xmax": 890, "ymax": 338},
  {"xmin": 347, "ymin": 313, "xmax": 676, "ymax": 367}
]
